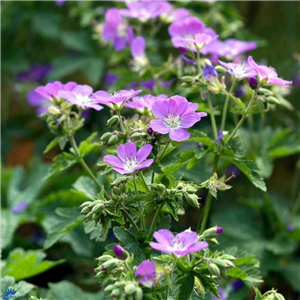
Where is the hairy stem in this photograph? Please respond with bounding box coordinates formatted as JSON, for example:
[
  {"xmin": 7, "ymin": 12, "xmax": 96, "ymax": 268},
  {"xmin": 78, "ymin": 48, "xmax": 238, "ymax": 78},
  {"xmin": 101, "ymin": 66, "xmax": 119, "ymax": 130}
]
[
  {"xmin": 121, "ymin": 206, "xmax": 139, "ymax": 232},
  {"xmin": 140, "ymin": 171, "xmax": 150, "ymax": 192},
  {"xmin": 220, "ymin": 78, "xmax": 236, "ymax": 132},
  {"xmin": 225, "ymin": 88, "xmax": 259, "ymax": 146},
  {"xmin": 133, "ymin": 173, "xmax": 146, "ymax": 230},
  {"xmin": 117, "ymin": 110, "xmax": 125, "ymax": 133},
  {"xmin": 207, "ymin": 93, "xmax": 218, "ymax": 140},
  {"xmin": 146, "ymin": 203, "xmax": 164, "ymax": 242}
]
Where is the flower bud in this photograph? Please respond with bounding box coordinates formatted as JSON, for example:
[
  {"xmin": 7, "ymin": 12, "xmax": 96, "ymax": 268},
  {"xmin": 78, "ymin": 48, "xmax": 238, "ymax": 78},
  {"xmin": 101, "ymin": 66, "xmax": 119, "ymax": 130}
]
[
  {"xmin": 101, "ymin": 258, "xmax": 119, "ymax": 271},
  {"xmin": 273, "ymin": 293, "xmax": 285, "ymax": 300},
  {"xmin": 112, "ymin": 186, "xmax": 122, "ymax": 196},
  {"xmin": 110, "ymin": 288, "xmax": 120, "ymax": 297},
  {"xmin": 96, "ymin": 254, "xmax": 114, "ymax": 263},
  {"xmin": 119, "ymin": 183, "xmax": 127, "ymax": 193},
  {"xmin": 208, "ymin": 263, "xmax": 220, "ymax": 277},
  {"xmin": 100, "ymin": 132, "xmax": 112, "ymax": 142},
  {"xmin": 147, "ymin": 127, "xmax": 154, "ymax": 135},
  {"xmin": 135, "ymin": 287, "xmax": 143, "ymax": 300},
  {"xmin": 104, "ymin": 284, "xmax": 115, "ymax": 292},
  {"xmin": 203, "ymin": 226, "xmax": 222, "ymax": 239},
  {"xmin": 106, "ymin": 115, "xmax": 119, "ymax": 127},
  {"xmin": 249, "ymin": 77, "xmax": 258, "ymax": 89},
  {"xmin": 124, "ymin": 283, "xmax": 136, "ymax": 295},
  {"xmin": 215, "ymin": 65, "xmax": 227, "ymax": 74},
  {"xmin": 266, "ymin": 96, "xmax": 280, "ymax": 105},
  {"xmin": 48, "ymin": 106, "xmax": 61, "ymax": 115},
  {"xmin": 207, "ymin": 238, "xmax": 219, "ymax": 246},
  {"xmin": 181, "ymin": 76, "xmax": 194, "ymax": 83},
  {"xmin": 113, "ymin": 245, "xmax": 126, "ymax": 259},
  {"xmin": 107, "ymin": 135, "xmax": 119, "ymax": 146},
  {"xmin": 184, "ymin": 193, "xmax": 199, "ymax": 208}
]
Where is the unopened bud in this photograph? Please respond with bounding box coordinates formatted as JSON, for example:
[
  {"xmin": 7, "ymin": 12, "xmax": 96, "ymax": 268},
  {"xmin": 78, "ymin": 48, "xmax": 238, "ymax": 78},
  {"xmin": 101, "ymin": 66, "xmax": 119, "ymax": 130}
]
[
  {"xmin": 266, "ymin": 96, "xmax": 280, "ymax": 105},
  {"xmin": 203, "ymin": 226, "xmax": 222, "ymax": 239},
  {"xmin": 208, "ymin": 263, "xmax": 220, "ymax": 277},
  {"xmin": 107, "ymin": 135, "xmax": 119, "ymax": 146},
  {"xmin": 249, "ymin": 77, "xmax": 258, "ymax": 89},
  {"xmin": 124, "ymin": 283, "xmax": 136, "ymax": 295},
  {"xmin": 119, "ymin": 183, "xmax": 127, "ymax": 193},
  {"xmin": 273, "ymin": 293, "xmax": 285, "ymax": 300},
  {"xmin": 110, "ymin": 288, "xmax": 120, "ymax": 297},
  {"xmin": 106, "ymin": 115, "xmax": 119, "ymax": 127},
  {"xmin": 96, "ymin": 254, "xmax": 113, "ymax": 263},
  {"xmin": 215, "ymin": 66, "xmax": 227, "ymax": 74},
  {"xmin": 147, "ymin": 127, "xmax": 154, "ymax": 135},
  {"xmin": 184, "ymin": 193, "xmax": 199, "ymax": 208},
  {"xmin": 48, "ymin": 106, "xmax": 61, "ymax": 115},
  {"xmin": 113, "ymin": 245, "xmax": 126, "ymax": 259},
  {"xmin": 112, "ymin": 187, "xmax": 122, "ymax": 196},
  {"xmin": 135, "ymin": 287, "xmax": 143, "ymax": 300},
  {"xmin": 181, "ymin": 76, "xmax": 194, "ymax": 83},
  {"xmin": 101, "ymin": 258, "xmax": 119, "ymax": 271},
  {"xmin": 100, "ymin": 132, "xmax": 112, "ymax": 142}
]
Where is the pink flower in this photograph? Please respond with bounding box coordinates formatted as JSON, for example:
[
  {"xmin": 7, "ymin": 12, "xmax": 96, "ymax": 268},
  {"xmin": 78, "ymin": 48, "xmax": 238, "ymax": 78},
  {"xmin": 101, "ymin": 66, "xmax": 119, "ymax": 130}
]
[
  {"xmin": 92, "ymin": 89, "xmax": 142, "ymax": 110},
  {"xmin": 248, "ymin": 56, "xmax": 292, "ymax": 87},
  {"xmin": 103, "ymin": 142, "xmax": 153, "ymax": 174},
  {"xmin": 150, "ymin": 229, "xmax": 209, "ymax": 256},
  {"xmin": 124, "ymin": 94, "xmax": 168, "ymax": 111},
  {"xmin": 135, "ymin": 260, "xmax": 156, "ymax": 288},
  {"xmin": 59, "ymin": 85, "xmax": 103, "ymax": 111},
  {"xmin": 35, "ymin": 81, "xmax": 77, "ymax": 100},
  {"xmin": 218, "ymin": 61, "xmax": 257, "ymax": 79},
  {"xmin": 150, "ymin": 96, "xmax": 207, "ymax": 142}
]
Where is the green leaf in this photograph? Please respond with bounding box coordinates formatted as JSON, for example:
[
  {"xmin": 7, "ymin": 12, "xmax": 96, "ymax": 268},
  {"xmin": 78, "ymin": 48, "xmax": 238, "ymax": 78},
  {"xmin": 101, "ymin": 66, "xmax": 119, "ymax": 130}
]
[
  {"xmin": 157, "ymin": 215, "xmax": 171, "ymax": 230},
  {"xmin": 72, "ymin": 176, "xmax": 98, "ymax": 200},
  {"xmin": 113, "ymin": 227, "xmax": 136, "ymax": 244},
  {"xmin": 43, "ymin": 137, "xmax": 59, "ymax": 154},
  {"xmin": 47, "ymin": 281, "xmax": 105, "ymax": 300},
  {"xmin": 78, "ymin": 132, "xmax": 99, "ymax": 157},
  {"xmin": 176, "ymin": 272, "xmax": 194, "ymax": 300},
  {"xmin": 231, "ymin": 158, "xmax": 267, "ymax": 191},
  {"xmin": 43, "ymin": 207, "xmax": 83, "ymax": 250},
  {"xmin": 58, "ymin": 136, "xmax": 69, "ymax": 151},
  {"xmin": 45, "ymin": 152, "xmax": 77, "ymax": 179},
  {"xmin": 1, "ymin": 210, "xmax": 20, "ymax": 249},
  {"xmin": 2, "ymin": 249, "xmax": 64, "ymax": 281},
  {"xmin": 253, "ymin": 287, "xmax": 263, "ymax": 300}
]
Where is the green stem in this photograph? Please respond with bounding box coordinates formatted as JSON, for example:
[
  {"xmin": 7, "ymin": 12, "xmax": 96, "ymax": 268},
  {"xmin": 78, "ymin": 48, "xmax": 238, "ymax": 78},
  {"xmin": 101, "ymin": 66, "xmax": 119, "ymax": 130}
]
[
  {"xmin": 146, "ymin": 203, "xmax": 164, "ymax": 242},
  {"xmin": 196, "ymin": 50, "xmax": 202, "ymax": 74},
  {"xmin": 121, "ymin": 206, "xmax": 139, "ymax": 232},
  {"xmin": 117, "ymin": 110, "xmax": 125, "ymax": 133},
  {"xmin": 207, "ymin": 93, "xmax": 218, "ymax": 140},
  {"xmin": 225, "ymin": 88, "xmax": 259, "ymax": 146},
  {"xmin": 158, "ymin": 140, "xmax": 171, "ymax": 162},
  {"xmin": 133, "ymin": 173, "xmax": 145, "ymax": 230},
  {"xmin": 165, "ymin": 258, "xmax": 177, "ymax": 300},
  {"xmin": 198, "ymin": 155, "xmax": 220, "ymax": 234},
  {"xmin": 151, "ymin": 171, "xmax": 155, "ymax": 184},
  {"xmin": 220, "ymin": 79, "xmax": 236, "ymax": 132},
  {"xmin": 69, "ymin": 134, "xmax": 103, "ymax": 192},
  {"xmin": 140, "ymin": 172, "xmax": 150, "ymax": 192}
]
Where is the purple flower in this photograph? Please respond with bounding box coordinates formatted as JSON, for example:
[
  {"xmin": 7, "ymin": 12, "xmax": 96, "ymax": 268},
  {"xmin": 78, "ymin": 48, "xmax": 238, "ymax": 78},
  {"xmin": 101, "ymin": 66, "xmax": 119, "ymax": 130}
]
[
  {"xmin": 92, "ymin": 89, "xmax": 142, "ymax": 110},
  {"xmin": 55, "ymin": 0, "xmax": 65, "ymax": 6},
  {"xmin": 102, "ymin": 8, "xmax": 134, "ymax": 51},
  {"xmin": 219, "ymin": 61, "xmax": 257, "ymax": 79},
  {"xmin": 35, "ymin": 81, "xmax": 77, "ymax": 101},
  {"xmin": 11, "ymin": 201, "xmax": 28, "ymax": 214},
  {"xmin": 248, "ymin": 56, "xmax": 292, "ymax": 87},
  {"xmin": 124, "ymin": 94, "xmax": 168, "ymax": 111},
  {"xmin": 168, "ymin": 16, "xmax": 205, "ymax": 38},
  {"xmin": 248, "ymin": 77, "xmax": 258, "ymax": 88},
  {"xmin": 103, "ymin": 142, "xmax": 153, "ymax": 174},
  {"xmin": 173, "ymin": 33, "xmax": 218, "ymax": 52},
  {"xmin": 203, "ymin": 65, "xmax": 218, "ymax": 79},
  {"xmin": 59, "ymin": 85, "xmax": 103, "ymax": 111},
  {"xmin": 141, "ymin": 78, "xmax": 155, "ymax": 91},
  {"xmin": 27, "ymin": 90, "xmax": 52, "ymax": 115},
  {"xmin": 104, "ymin": 73, "xmax": 119, "ymax": 88},
  {"xmin": 216, "ymin": 227, "xmax": 223, "ymax": 234},
  {"xmin": 16, "ymin": 64, "xmax": 52, "ymax": 82},
  {"xmin": 161, "ymin": 7, "xmax": 190, "ymax": 23},
  {"xmin": 150, "ymin": 229, "xmax": 208, "ymax": 256},
  {"xmin": 294, "ymin": 74, "xmax": 300, "ymax": 88},
  {"xmin": 230, "ymin": 280, "xmax": 244, "ymax": 291},
  {"xmin": 150, "ymin": 95, "xmax": 207, "ymax": 142},
  {"xmin": 131, "ymin": 36, "xmax": 148, "ymax": 71},
  {"xmin": 135, "ymin": 260, "xmax": 156, "ymax": 288},
  {"xmin": 119, "ymin": 1, "xmax": 171, "ymax": 22},
  {"xmin": 203, "ymin": 39, "xmax": 257, "ymax": 61}
]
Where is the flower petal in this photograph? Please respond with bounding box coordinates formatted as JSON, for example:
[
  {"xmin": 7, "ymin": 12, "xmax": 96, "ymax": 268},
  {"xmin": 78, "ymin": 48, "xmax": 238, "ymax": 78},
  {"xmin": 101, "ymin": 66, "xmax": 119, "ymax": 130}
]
[
  {"xmin": 117, "ymin": 144, "xmax": 127, "ymax": 162},
  {"xmin": 124, "ymin": 142, "xmax": 137, "ymax": 159},
  {"xmin": 153, "ymin": 229, "xmax": 174, "ymax": 245},
  {"xmin": 176, "ymin": 231, "xmax": 198, "ymax": 249},
  {"xmin": 150, "ymin": 242, "xmax": 172, "ymax": 254},
  {"xmin": 136, "ymin": 144, "xmax": 153, "ymax": 163},
  {"xmin": 151, "ymin": 100, "xmax": 169, "ymax": 119},
  {"xmin": 135, "ymin": 260, "xmax": 156, "ymax": 288},
  {"xmin": 150, "ymin": 120, "xmax": 169, "ymax": 134},
  {"xmin": 181, "ymin": 113, "xmax": 201, "ymax": 128},
  {"xmin": 133, "ymin": 159, "xmax": 154, "ymax": 171},
  {"xmin": 103, "ymin": 155, "xmax": 124, "ymax": 169},
  {"xmin": 169, "ymin": 128, "xmax": 190, "ymax": 141}
]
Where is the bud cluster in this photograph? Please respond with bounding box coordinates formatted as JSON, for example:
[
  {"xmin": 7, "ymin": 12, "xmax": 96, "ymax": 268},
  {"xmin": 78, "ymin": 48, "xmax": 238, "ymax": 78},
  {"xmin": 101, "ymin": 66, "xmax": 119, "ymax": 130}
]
[
  {"xmin": 262, "ymin": 289, "xmax": 285, "ymax": 300},
  {"xmin": 100, "ymin": 131, "xmax": 126, "ymax": 147},
  {"xmin": 151, "ymin": 182, "xmax": 200, "ymax": 208},
  {"xmin": 95, "ymin": 248, "xmax": 143, "ymax": 300},
  {"xmin": 206, "ymin": 252, "xmax": 236, "ymax": 278},
  {"xmin": 110, "ymin": 182, "xmax": 127, "ymax": 203},
  {"xmin": 80, "ymin": 199, "xmax": 112, "ymax": 224}
]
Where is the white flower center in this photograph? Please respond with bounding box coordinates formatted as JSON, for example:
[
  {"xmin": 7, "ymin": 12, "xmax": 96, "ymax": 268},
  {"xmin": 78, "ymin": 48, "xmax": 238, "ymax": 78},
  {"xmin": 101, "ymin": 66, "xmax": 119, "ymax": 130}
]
[
  {"xmin": 164, "ymin": 114, "xmax": 181, "ymax": 129},
  {"xmin": 117, "ymin": 23, "xmax": 127, "ymax": 37},
  {"xmin": 124, "ymin": 156, "xmax": 138, "ymax": 171},
  {"xmin": 76, "ymin": 94, "xmax": 91, "ymax": 104},
  {"xmin": 169, "ymin": 237, "xmax": 185, "ymax": 251}
]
